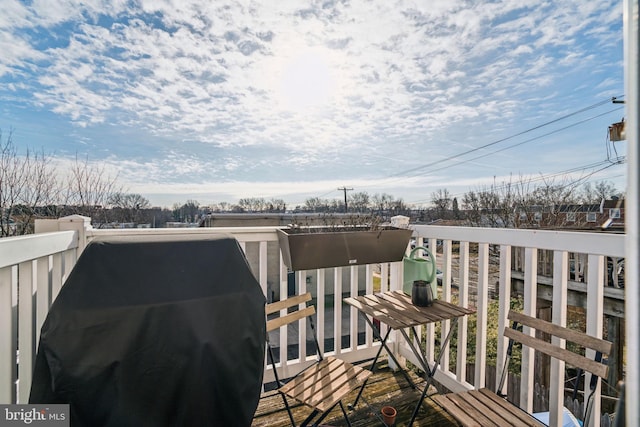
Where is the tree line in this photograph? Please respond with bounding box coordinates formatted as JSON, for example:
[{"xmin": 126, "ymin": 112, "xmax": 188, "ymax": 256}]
[
  {"xmin": 428, "ymin": 177, "xmax": 622, "ymax": 228},
  {"xmin": 1, "ymin": 129, "xmax": 623, "ymax": 236},
  {"xmin": 1, "ymin": 129, "xmax": 190, "ymax": 235}
]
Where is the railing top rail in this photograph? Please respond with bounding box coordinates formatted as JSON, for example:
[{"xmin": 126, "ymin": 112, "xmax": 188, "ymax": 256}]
[
  {"xmin": 411, "ymin": 225, "xmax": 625, "ymax": 258},
  {"xmin": 87, "ymin": 226, "xmax": 281, "ymax": 242},
  {"xmin": 0, "ymin": 230, "xmax": 78, "ymax": 269}
]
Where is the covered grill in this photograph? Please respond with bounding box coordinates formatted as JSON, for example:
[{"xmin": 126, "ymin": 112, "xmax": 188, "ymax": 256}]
[{"xmin": 30, "ymin": 234, "xmax": 266, "ymax": 427}]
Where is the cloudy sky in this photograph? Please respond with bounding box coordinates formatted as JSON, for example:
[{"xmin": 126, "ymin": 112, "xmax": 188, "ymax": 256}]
[{"xmin": 0, "ymin": 0, "xmax": 626, "ymax": 208}]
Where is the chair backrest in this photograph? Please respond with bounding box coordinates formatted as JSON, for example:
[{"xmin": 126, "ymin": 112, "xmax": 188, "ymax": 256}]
[
  {"xmin": 265, "ymin": 293, "xmax": 321, "ymax": 387},
  {"xmin": 504, "ymin": 310, "xmax": 612, "ymax": 380},
  {"xmin": 266, "ymin": 292, "xmax": 316, "ymax": 333}
]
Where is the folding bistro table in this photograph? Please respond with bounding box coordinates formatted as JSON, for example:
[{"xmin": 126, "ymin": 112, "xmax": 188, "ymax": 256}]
[{"xmin": 344, "ymin": 290, "xmax": 475, "ymax": 426}]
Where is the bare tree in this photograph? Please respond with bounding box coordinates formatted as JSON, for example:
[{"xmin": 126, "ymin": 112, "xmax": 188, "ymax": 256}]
[
  {"xmin": 461, "ymin": 190, "xmax": 482, "ymax": 226},
  {"xmin": 462, "ymin": 186, "xmax": 503, "ymax": 227},
  {"xmin": 431, "ymin": 189, "xmax": 451, "ymax": 218},
  {"xmin": 304, "ymin": 197, "xmax": 324, "ymax": 212},
  {"xmin": 526, "ymin": 176, "xmax": 580, "ymax": 227},
  {"xmin": 238, "ymin": 197, "xmax": 267, "ymax": 212},
  {"xmin": 65, "ymin": 154, "xmax": 122, "ymax": 226},
  {"xmin": 371, "ymin": 193, "xmax": 394, "ymax": 212},
  {"xmin": 579, "ymin": 180, "xmax": 621, "ymax": 204},
  {"xmin": 302, "ymin": 197, "xmax": 344, "ymax": 213},
  {"xmin": 267, "ymin": 198, "xmax": 286, "ymax": 212},
  {"xmin": 349, "ymin": 191, "xmax": 370, "ymax": 212},
  {"xmin": 109, "ymin": 192, "xmax": 151, "ymax": 224},
  {"xmin": 388, "ymin": 197, "xmax": 408, "ymax": 215},
  {"xmin": 462, "ymin": 175, "xmax": 579, "ymax": 229},
  {"xmin": 174, "ymin": 200, "xmax": 201, "ymax": 222},
  {"xmin": 0, "ymin": 129, "xmax": 60, "ymax": 236},
  {"xmin": 214, "ymin": 201, "xmax": 230, "ymax": 212}
]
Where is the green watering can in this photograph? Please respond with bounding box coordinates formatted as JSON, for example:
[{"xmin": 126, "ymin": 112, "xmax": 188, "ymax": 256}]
[{"xmin": 403, "ymin": 246, "xmax": 437, "ymax": 299}]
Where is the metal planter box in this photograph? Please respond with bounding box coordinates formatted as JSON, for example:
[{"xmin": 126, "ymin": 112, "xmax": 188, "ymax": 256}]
[{"xmin": 277, "ymin": 226, "xmax": 412, "ymax": 271}]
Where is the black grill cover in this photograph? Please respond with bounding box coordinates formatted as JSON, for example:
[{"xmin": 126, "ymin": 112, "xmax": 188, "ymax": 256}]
[{"xmin": 30, "ymin": 234, "xmax": 266, "ymax": 427}]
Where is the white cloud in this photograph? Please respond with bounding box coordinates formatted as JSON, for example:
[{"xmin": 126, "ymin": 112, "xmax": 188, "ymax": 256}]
[{"xmin": 0, "ymin": 0, "xmax": 625, "ymax": 205}]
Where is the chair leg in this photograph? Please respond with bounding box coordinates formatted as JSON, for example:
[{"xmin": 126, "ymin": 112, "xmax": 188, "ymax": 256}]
[
  {"xmin": 301, "ymin": 409, "xmax": 321, "ymax": 427},
  {"xmin": 279, "ymin": 392, "xmax": 297, "ymax": 427},
  {"xmin": 302, "ymin": 402, "xmax": 346, "ymax": 427},
  {"xmin": 339, "ymin": 401, "xmax": 353, "ymax": 427}
]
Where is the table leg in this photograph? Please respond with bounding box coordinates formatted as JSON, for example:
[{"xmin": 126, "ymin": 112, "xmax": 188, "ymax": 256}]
[
  {"xmin": 351, "ymin": 315, "xmax": 417, "ymax": 409},
  {"xmin": 398, "ymin": 327, "xmax": 431, "ymax": 374},
  {"xmin": 408, "ymin": 317, "xmax": 461, "ymax": 427},
  {"xmin": 365, "ymin": 316, "xmax": 417, "ymax": 388}
]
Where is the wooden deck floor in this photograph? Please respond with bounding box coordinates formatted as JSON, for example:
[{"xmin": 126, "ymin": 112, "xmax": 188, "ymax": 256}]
[{"xmin": 253, "ymin": 357, "xmax": 459, "ymax": 427}]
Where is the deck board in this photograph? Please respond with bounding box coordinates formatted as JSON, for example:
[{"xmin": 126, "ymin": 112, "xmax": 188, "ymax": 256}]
[{"xmin": 253, "ymin": 357, "xmax": 458, "ymax": 426}]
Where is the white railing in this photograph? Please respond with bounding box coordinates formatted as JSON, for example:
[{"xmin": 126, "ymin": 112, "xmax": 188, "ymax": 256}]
[
  {"xmin": 0, "ymin": 217, "xmax": 626, "ymax": 427},
  {"xmin": 0, "ymin": 230, "xmax": 79, "ymax": 403},
  {"xmin": 0, "ymin": 217, "xmax": 385, "ymax": 403},
  {"xmin": 409, "ymin": 225, "xmax": 625, "ymax": 427}
]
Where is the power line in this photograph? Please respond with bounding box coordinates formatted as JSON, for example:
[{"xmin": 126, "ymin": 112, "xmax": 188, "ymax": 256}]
[
  {"xmin": 297, "ymin": 95, "xmax": 624, "ymax": 203},
  {"xmin": 387, "ymin": 95, "xmax": 623, "ymax": 179},
  {"xmin": 317, "ymin": 189, "xmax": 339, "ymax": 198},
  {"xmin": 404, "ymin": 106, "xmax": 624, "ymax": 179},
  {"xmin": 556, "ymin": 162, "xmax": 623, "ymax": 191}
]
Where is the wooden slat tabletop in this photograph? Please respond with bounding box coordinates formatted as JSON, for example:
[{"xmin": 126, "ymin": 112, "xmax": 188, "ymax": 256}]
[{"xmin": 344, "ymin": 290, "xmax": 475, "ymax": 330}]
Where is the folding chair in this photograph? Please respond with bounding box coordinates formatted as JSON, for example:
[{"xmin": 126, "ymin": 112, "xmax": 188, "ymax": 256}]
[
  {"xmin": 266, "ymin": 293, "xmax": 372, "ymax": 427},
  {"xmin": 433, "ymin": 310, "xmax": 612, "ymax": 427}
]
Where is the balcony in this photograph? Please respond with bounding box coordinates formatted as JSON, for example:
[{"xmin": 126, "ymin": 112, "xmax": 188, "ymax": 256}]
[{"xmin": 0, "ymin": 215, "xmax": 627, "ymax": 426}]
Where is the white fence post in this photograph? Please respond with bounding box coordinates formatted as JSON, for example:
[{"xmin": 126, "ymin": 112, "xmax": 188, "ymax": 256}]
[
  {"xmin": 17, "ymin": 261, "xmax": 35, "ymax": 403},
  {"xmin": 474, "ymin": 243, "xmax": 489, "ymax": 389},
  {"xmin": 57, "ymin": 215, "xmax": 92, "ymax": 254},
  {"xmin": 496, "ymin": 244, "xmax": 512, "ymax": 395},
  {"xmin": 521, "ymin": 247, "xmax": 538, "ymax": 412},
  {"xmin": 586, "ymin": 254, "xmax": 605, "ymax": 427},
  {"xmin": 0, "ymin": 266, "xmax": 16, "ymax": 404},
  {"xmin": 624, "ymin": 1, "xmax": 639, "ymax": 425},
  {"xmin": 550, "ymin": 250, "xmax": 569, "ymax": 427}
]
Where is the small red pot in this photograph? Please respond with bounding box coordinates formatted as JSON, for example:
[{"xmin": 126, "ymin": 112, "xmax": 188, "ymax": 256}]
[{"xmin": 381, "ymin": 405, "xmax": 397, "ymax": 426}]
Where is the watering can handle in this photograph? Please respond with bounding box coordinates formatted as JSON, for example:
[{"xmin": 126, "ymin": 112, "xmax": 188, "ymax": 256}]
[{"xmin": 408, "ymin": 246, "xmax": 436, "ymax": 283}]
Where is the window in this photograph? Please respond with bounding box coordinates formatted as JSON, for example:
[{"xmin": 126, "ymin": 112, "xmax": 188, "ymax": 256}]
[
  {"xmin": 587, "ymin": 212, "xmax": 597, "ymax": 222},
  {"xmin": 566, "ymin": 212, "xmax": 576, "ymax": 222},
  {"xmin": 534, "ymin": 212, "xmax": 542, "ymax": 221},
  {"xmin": 609, "ymin": 208, "xmax": 621, "ymax": 219}
]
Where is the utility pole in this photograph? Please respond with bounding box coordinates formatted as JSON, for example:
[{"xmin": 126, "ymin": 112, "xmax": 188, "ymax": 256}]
[{"xmin": 337, "ymin": 186, "xmax": 353, "ymax": 212}]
